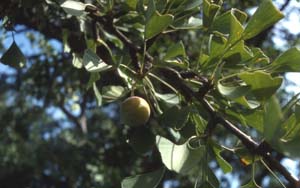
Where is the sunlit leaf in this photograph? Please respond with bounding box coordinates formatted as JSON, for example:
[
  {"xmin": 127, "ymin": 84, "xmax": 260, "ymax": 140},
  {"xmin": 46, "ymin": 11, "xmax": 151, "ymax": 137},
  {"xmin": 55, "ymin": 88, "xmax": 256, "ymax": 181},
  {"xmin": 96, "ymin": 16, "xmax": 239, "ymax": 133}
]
[
  {"xmin": 93, "ymin": 83, "xmax": 102, "ymax": 106},
  {"xmin": 102, "ymin": 85, "xmax": 128, "ymax": 103},
  {"xmin": 271, "ymin": 47, "xmax": 300, "ymax": 72},
  {"xmin": 238, "ymin": 71, "xmax": 283, "ymax": 101},
  {"xmin": 83, "ymin": 49, "xmax": 112, "ymax": 72},
  {"xmin": 61, "ymin": 0, "xmax": 87, "ymax": 16},
  {"xmin": 156, "ymin": 136, "xmax": 205, "ymax": 174},
  {"xmin": 155, "ymin": 93, "xmax": 180, "ymax": 105},
  {"xmin": 243, "ymin": 0, "xmax": 284, "ymax": 39},
  {"xmin": 217, "ymin": 82, "xmax": 250, "ymax": 99}
]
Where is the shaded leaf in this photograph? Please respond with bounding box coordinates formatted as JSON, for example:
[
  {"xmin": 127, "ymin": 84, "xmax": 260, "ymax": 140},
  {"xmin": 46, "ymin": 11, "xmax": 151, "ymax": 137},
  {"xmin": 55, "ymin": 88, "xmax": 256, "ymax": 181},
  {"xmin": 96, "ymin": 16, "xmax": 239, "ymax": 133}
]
[
  {"xmin": 145, "ymin": 0, "xmax": 156, "ymax": 21},
  {"xmin": 87, "ymin": 72, "xmax": 100, "ymax": 90},
  {"xmin": 160, "ymin": 106, "xmax": 190, "ymax": 130},
  {"xmin": 0, "ymin": 42, "xmax": 26, "ymax": 68},
  {"xmin": 163, "ymin": 41, "xmax": 186, "ymax": 60},
  {"xmin": 241, "ymin": 180, "xmax": 262, "ymax": 188},
  {"xmin": 145, "ymin": 11, "xmax": 174, "ymax": 39},
  {"xmin": 209, "ymin": 140, "xmax": 232, "ymax": 173},
  {"xmin": 121, "ymin": 167, "xmax": 165, "ymax": 188},
  {"xmin": 281, "ymin": 114, "xmax": 300, "ymax": 141},
  {"xmin": 128, "ymin": 126, "xmax": 155, "ymax": 155},
  {"xmin": 234, "ymin": 147, "xmax": 260, "ymax": 166},
  {"xmin": 263, "ymin": 96, "xmax": 283, "ymax": 142},
  {"xmin": 203, "ymin": 0, "xmax": 221, "ymax": 28},
  {"xmin": 212, "ymin": 10, "xmax": 244, "ymax": 44},
  {"xmin": 280, "ymin": 133, "xmax": 300, "ymax": 158}
]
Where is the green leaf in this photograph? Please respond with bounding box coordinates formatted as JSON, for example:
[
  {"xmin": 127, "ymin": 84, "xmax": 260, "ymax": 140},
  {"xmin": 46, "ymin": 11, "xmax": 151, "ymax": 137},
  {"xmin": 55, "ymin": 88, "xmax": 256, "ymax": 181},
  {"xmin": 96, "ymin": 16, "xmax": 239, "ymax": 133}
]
[
  {"xmin": 72, "ymin": 53, "xmax": 83, "ymax": 69},
  {"xmin": 203, "ymin": 0, "xmax": 221, "ymax": 29},
  {"xmin": 102, "ymin": 85, "xmax": 128, "ymax": 103},
  {"xmin": 234, "ymin": 147, "xmax": 260, "ymax": 166},
  {"xmin": 61, "ymin": 0, "xmax": 87, "ymax": 16},
  {"xmin": 145, "ymin": 0, "xmax": 156, "ymax": 21},
  {"xmin": 145, "ymin": 11, "xmax": 174, "ymax": 39},
  {"xmin": 247, "ymin": 47, "xmax": 270, "ymax": 65},
  {"xmin": 128, "ymin": 126, "xmax": 155, "ymax": 155},
  {"xmin": 87, "ymin": 72, "xmax": 100, "ymax": 90},
  {"xmin": 121, "ymin": 167, "xmax": 165, "ymax": 188},
  {"xmin": 83, "ymin": 49, "xmax": 112, "ymax": 72},
  {"xmin": 217, "ymin": 82, "xmax": 250, "ymax": 99},
  {"xmin": 171, "ymin": 16, "xmax": 202, "ymax": 30},
  {"xmin": 270, "ymin": 47, "xmax": 300, "ymax": 72},
  {"xmin": 234, "ymin": 97, "xmax": 260, "ymax": 109},
  {"xmin": 243, "ymin": 110, "xmax": 264, "ymax": 132},
  {"xmin": 163, "ymin": 41, "xmax": 186, "ymax": 60},
  {"xmin": 241, "ymin": 179, "xmax": 262, "ymax": 188},
  {"xmin": 0, "ymin": 42, "xmax": 26, "ymax": 68},
  {"xmin": 295, "ymin": 103, "xmax": 300, "ymax": 123},
  {"xmin": 198, "ymin": 181, "xmax": 214, "ymax": 188},
  {"xmin": 93, "ymin": 83, "xmax": 102, "ymax": 106},
  {"xmin": 263, "ymin": 96, "xmax": 283, "ymax": 142},
  {"xmin": 62, "ymin": 29, "xmax": 71, "ymax": 53},
  {"xmin": 206, "ymin": 166, "xmax": 220, "ymax": 188},
  {"xmin": 280, "ymin": 132, "xmax": 300, "ymax": 158},
  {"xmin": 156, "ymin": 136, "xmax": 205, "ymax": 174},
  {"xmin": 208, "ymin": 34, "xmax": 227, "ymax": 58},
  {"xmin": 191, "ymin": 114, "xmax": 207, "ymax": 134},
  {"xmin": 232, "ymin": 8, "xmax": 248, "ymax": 24},
  {"xmin": 282, "ymin": 93, "xmax": 300, "ymax": 118},
  {"xmin": 185, "ymin": 0, "xmax": 203, "ymax": 10},
  {"xmin": 243, "ymin": 0, "xmax": 284, "ymax": 40},
  {"xmin": 155, "ymin": 93, "xmax": 180, "ymax": 105},
  {"xmin": 160, "ymin": 106, "xmax": 190, "ymax": 130},
  {"xmin": 209, "ymin": 140, "xmax": 232, "ymax": 173},
  {"xmin": 281, "ymin": 114, "xmax": 300, "ymax": 141},
  {"xmin": 238, "ymin": 71, "xmax": 283, "ymax": 101},
  {"xmin": 126, "ymin": 0, "xmax": 137, "ymax": 9},
  {"xmin": 212, "ymin": 10, "xmax": 244, "ymax": 44}
]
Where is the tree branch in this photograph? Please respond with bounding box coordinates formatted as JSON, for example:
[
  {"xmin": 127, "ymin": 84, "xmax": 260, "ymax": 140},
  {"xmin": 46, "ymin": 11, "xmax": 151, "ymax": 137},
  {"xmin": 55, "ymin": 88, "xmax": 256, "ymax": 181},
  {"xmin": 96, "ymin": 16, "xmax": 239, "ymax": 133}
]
[{"xmin": 160, "ymin": 67, "xmax": 300, "ymax": 187}]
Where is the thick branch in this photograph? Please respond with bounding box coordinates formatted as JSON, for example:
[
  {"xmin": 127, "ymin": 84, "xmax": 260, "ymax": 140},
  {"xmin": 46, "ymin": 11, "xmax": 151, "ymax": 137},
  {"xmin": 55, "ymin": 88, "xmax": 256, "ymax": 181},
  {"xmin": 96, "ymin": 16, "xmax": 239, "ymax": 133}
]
[{"xmin": 160, "ymin": 67, "xmax": 300, "ymax": 187}]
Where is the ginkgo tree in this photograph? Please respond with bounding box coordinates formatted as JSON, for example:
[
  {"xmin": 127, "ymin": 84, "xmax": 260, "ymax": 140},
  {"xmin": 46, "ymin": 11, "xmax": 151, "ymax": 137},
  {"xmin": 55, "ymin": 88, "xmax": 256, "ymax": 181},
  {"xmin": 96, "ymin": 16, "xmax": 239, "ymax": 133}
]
[{"xmin": 1, "ymin": 0, "xmax": 300, "ymax": 187}]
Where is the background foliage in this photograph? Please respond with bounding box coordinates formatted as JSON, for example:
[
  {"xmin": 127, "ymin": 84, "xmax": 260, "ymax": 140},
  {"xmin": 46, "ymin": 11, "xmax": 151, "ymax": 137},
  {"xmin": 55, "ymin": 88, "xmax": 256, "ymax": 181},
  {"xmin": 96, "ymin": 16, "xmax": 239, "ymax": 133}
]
[{"xmin": 0, "ymin": 0, "xmax": 300, "ymax": 188}]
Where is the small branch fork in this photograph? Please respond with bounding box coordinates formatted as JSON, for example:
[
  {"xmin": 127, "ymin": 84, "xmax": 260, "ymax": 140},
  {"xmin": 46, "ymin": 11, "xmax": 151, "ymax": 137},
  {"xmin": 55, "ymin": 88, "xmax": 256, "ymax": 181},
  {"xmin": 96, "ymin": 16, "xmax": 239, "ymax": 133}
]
[{"xmin": 84, "ymin": 5, "xmax": 299, "ymax": 187}]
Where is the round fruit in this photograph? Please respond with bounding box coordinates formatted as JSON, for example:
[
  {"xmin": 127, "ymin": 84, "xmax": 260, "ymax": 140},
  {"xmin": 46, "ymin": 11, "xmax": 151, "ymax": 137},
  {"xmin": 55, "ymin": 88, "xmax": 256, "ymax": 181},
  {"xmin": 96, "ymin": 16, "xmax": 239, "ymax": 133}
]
[{"xmin": 120, "ymin": 96, "xmax": 151, "ymax": 126}]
